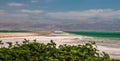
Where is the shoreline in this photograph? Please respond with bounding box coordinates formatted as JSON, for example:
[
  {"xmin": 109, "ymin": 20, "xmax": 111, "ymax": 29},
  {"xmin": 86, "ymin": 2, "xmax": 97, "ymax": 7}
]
[
  {"xmin": 0, "ymin": 32, "xmax": 52, "ymax": 38},
  {"xmin": 0, "ymin": 36, "xmax": 120, "ymax": 59},
  {"xmin": 0, "ymin": 32, "xmax": 120, "ymax": 59}
]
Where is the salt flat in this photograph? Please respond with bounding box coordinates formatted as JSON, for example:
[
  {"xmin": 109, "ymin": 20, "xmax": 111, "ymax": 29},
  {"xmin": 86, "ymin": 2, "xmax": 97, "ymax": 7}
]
[{"xmin": 0, "ymin": 31, "xmax": 120, "ymax": 59}]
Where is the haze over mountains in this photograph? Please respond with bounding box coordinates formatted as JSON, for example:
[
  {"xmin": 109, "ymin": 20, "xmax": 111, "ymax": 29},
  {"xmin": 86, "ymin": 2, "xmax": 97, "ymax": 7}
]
[
  {"xmin": 0, "ymin": 0, "xmax": 120, "ymax": 31},
  {"xmin": 0, "ymin": 18, "xmax": 120, "ymax": 31}
]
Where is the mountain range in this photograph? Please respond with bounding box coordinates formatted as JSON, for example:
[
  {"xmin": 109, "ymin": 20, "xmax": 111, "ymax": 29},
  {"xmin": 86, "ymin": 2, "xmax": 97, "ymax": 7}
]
[{"xmin": 0, "ymin": 18, "xmax": 120, "ymax": 31}]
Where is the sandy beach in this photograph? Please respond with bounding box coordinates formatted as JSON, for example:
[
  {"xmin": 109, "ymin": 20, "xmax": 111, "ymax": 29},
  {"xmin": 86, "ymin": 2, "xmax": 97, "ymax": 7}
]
[
  {"xmin": 0, "ymin": 32, "xmax": 120, "ymax": 59},
  {"xmin": 0, "ymin": 31, "xmax": 52, "ymax": 38}
]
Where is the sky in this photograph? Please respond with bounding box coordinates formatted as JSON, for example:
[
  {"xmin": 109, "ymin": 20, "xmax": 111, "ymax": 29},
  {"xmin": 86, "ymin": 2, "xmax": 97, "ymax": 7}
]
[{"xmin": 0, "ymin": 0, "xmax": 120, "ymax": 31}]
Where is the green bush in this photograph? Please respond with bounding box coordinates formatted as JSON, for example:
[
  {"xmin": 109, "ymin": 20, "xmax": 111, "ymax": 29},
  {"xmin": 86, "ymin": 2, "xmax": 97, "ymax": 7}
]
[{"xmin": 0, "ymin": 39, "xmax": 119, "ymax": 61}]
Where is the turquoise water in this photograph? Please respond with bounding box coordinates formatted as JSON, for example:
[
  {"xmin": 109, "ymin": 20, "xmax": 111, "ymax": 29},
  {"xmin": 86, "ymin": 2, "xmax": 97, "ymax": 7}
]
[
  {"xmin": 66, "ymin": 31, "xmax": 120, "ymax": 38},
  {"xmin": 0, "ymin": 30, "xmax": 34, "ymax": 33}
]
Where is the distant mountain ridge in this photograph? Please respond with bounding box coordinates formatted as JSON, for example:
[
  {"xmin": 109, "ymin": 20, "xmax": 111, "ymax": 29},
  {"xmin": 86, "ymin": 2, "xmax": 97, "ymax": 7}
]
[{"xmin": 0, "ymin": 18, "xmax": 120, "ymax": 31}]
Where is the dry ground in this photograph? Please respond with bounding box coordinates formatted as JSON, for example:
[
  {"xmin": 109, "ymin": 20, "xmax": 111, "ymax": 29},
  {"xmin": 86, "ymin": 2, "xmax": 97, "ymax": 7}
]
[{"xmin": 0, "ymin": 32, "xmax": 52, "ymax": 38}]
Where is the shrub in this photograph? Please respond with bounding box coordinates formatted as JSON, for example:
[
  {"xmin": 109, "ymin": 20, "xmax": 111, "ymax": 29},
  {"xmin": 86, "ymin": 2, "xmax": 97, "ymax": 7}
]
[{"xmin": 0, "ymin": 39, "xmax": 118, "ymax": 61}]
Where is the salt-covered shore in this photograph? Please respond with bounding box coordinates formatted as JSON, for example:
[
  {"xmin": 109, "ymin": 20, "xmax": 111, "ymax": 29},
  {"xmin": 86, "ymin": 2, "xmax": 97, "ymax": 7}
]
[{"xmin": 0, "ymin": 31, "xmax": 120, "ymax": 59}]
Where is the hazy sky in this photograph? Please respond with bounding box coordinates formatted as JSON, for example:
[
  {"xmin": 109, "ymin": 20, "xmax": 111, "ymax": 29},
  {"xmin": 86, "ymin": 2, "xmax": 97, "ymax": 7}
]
[{"xmin": 0, "ymin": 0, "xmax": 120, "ymax": 30}]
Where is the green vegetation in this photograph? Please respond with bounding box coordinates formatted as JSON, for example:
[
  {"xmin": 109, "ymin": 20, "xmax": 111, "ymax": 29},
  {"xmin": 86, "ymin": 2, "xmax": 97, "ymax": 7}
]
[
  {"xmin": 66, "ymin": 31, "xmax": 120, "ymax": 38},
  {"xmin": 0, "ymin": 39, "xmax": 119, "ymax": 61}
]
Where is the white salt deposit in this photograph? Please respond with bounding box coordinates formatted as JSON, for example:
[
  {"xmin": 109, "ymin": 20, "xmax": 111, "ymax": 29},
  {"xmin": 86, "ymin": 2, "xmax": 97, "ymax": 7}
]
[{"xmin": 0, "ymin": 31, "xmax": 120, "ymax": 59}]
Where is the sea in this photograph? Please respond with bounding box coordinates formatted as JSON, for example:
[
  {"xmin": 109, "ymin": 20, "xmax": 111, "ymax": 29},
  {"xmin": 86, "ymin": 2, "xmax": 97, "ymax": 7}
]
[{"xmin": 0, "ymin": 30, "xmax": 120, "ymax": 59}]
